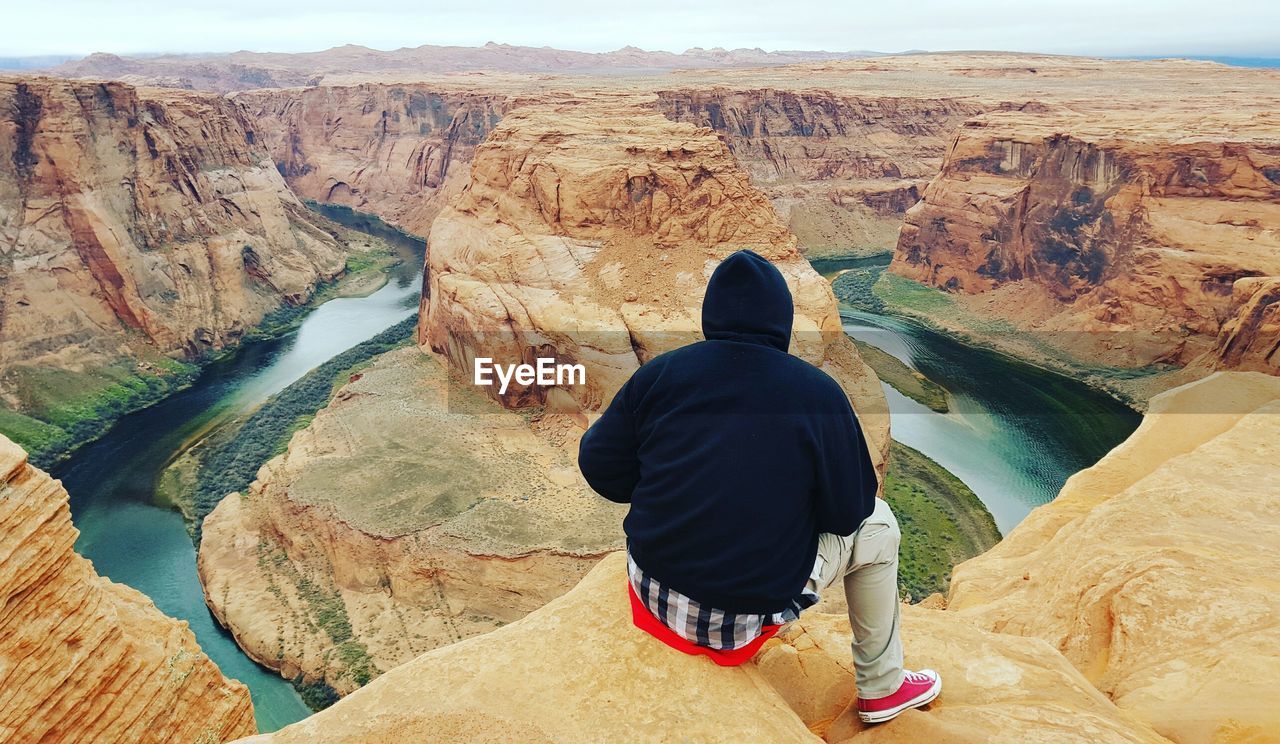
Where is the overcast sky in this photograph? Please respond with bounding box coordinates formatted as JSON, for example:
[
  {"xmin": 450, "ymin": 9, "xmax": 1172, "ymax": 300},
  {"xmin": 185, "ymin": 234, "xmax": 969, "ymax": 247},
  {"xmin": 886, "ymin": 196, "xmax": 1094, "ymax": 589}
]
[{"xmin": 1, "ymin": 0, "xmax": 1277, "ymax": 58}]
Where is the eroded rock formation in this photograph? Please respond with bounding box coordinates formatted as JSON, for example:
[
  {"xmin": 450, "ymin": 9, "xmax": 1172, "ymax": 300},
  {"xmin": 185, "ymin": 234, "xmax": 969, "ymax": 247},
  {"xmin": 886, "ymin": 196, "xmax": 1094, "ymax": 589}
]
[
  {"xmin": 0, "ymin": 434, "xmax": 256, "ymax": 741},
  {"xmin": 237, "ymin": 552, "xmax": 1164, "ymax": 744},
  {"xmin": 949, "ymin": 372, "xmax": 1280, "ymax": 741},
  {"xmin": 656, "ymin": 89, "xmax": 982, "ymax": 257},
  {"xmin": 419, "ymin": 98, "xmax": 889, "ymax": 439},
  {"xmin": 235, "ymin": 85, "xmax": 509, "ymax": 236},
  {"xmin": 892, "ymin": 112, "xmax": 1280, "ymax": 374},
  {"xmin": 0, "ymin": 77, "xmax": 345, "ymax": 414}
]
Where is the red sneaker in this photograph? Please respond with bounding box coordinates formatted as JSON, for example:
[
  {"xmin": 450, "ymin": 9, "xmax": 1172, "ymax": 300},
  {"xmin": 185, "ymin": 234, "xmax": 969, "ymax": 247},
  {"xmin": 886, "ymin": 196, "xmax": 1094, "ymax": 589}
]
[{"xmin": 856, "ymin": 669, "xmax": 942, "ymax": 723}]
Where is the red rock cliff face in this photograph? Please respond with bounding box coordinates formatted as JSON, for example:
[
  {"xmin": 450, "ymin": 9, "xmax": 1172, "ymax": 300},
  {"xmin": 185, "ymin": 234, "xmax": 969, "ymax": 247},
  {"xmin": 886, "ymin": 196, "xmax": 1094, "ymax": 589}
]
[
  {"xmin": 236, "ymin": 85, "xmax": 510, "ymax": 237},
  {"xmin": 892, "ymin": 113, "xmax": 1280, "ymax": 371},
  {"xmin": 0, "ymin": 77, "xmax": 345, "ymax": 373},
  {"xmin": 655, "ymin": 89, "xmax": 985, "ymax": 256},
  {"xmin": 0, "ymin": 435, "xmax": 256, "ymax": 741}
]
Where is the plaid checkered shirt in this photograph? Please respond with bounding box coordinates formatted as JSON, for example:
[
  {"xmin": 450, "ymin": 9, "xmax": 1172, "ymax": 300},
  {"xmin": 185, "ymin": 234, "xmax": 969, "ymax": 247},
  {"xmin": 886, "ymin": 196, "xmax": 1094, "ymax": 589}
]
[{"xmin": 626, "ymin": 551, "xmax": 820, "ymax": 651}]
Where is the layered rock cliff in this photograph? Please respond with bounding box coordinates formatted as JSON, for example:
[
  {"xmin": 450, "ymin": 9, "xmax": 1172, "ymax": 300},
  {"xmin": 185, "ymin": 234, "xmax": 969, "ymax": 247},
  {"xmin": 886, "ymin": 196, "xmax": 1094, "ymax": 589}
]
[
  {"xmin": 891, "ymin": 111, "xmax": 1280, "ymax": 376},
  {"xmin": 419, "ymin": 98, "xmax": 889, "ymax": 436},
  {"xmin": 948, "ymin": 371, "xmax": 1280, "ymax": 741},
  {"xmin": 200, "ymin": 97, "xmax": 888, "ymax": 700},
  {"xmin": 235, "ymin": 85, "xmax": 510, "ymax": 236},
  {"xmin": 0, "ymin": 77, "xmax": 345, "ymax": 454},
  {"xmin": 656, "ymin": 89, "xmax": 983, "ymax": 257},
  {"xmin": 0, "ymin": 434, "xmax": 255, "ymax": 741}
]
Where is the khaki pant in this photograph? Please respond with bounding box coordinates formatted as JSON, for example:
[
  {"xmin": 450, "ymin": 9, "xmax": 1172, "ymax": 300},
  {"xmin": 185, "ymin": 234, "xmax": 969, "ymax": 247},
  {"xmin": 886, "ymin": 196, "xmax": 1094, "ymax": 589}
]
[{"xmin": 807, "ymin": 498, "xmax": 905, "ymax": 698}]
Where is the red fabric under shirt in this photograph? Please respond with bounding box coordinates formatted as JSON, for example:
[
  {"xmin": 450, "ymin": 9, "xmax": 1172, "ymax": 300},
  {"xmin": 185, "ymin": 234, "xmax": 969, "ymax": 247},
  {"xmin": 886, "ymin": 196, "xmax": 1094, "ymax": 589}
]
[{"xmin": 627, "ymin": 582, "xmax": 781, "ymax": 666}]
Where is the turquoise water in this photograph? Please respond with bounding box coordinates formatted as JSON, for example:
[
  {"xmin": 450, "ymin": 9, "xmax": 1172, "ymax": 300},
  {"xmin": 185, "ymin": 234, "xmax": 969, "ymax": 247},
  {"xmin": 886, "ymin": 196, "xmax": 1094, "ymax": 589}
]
[
  {"xmin": 55, "ymin": 215, "xmax": 424, "ymax": 733},
  {"xmin": 841, "ymin": 308, "xmax": 1140, "ymax": 534},
  {"xmin": 815, "ymin": 254, "xmax": 1139, "ymax": 532}
]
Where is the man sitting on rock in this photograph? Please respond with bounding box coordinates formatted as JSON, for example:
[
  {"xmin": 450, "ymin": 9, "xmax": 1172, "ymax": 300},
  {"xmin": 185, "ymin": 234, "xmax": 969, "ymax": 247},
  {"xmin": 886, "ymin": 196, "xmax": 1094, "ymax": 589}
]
[{"xmin": 578, "ymin": 249, "xmax": 941, "ymax": 724}]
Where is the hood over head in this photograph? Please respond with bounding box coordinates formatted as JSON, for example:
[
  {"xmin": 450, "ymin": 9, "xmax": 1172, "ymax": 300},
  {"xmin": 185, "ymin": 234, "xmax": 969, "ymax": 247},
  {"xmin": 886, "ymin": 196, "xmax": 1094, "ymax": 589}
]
[{"xmin": 701, "ymin": 250, "xmax": 793, "ymax": 352}]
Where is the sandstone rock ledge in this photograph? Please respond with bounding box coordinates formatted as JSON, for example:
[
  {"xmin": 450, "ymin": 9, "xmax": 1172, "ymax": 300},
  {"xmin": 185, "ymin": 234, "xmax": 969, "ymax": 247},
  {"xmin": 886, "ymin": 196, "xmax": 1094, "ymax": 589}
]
[
  {"xmin": 240, "ymin": 552, "xmax": 1162, "ymax": 744},
  {"xmin": 950, "ymin": 371, "xmax": 1280, "ymax": 742},
  {"xmin": 0, "ymin": 435, "xmax": 255, "ymax": 742}
]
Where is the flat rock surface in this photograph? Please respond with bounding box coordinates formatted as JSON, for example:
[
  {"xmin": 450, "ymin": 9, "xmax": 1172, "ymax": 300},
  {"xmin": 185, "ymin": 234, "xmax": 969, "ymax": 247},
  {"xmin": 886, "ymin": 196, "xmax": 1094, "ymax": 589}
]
[{"xmin": 950, "ymin": 372, "xmax": 1280, "ymax": 741}]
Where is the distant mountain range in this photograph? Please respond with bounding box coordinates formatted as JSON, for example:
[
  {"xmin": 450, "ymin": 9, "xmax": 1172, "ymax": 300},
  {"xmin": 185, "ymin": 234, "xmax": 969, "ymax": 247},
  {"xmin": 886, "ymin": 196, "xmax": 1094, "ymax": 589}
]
[{"xmin": 33, "ymin": 42, "xmax": 886, "ymax": 92}]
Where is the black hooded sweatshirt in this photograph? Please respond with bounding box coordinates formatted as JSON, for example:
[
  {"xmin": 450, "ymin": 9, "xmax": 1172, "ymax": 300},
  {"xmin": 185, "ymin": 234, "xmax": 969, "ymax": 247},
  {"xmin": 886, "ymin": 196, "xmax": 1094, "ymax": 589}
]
[{"xmin": 578, "ymin": 250, "xmax": 879, "ymax": 615}]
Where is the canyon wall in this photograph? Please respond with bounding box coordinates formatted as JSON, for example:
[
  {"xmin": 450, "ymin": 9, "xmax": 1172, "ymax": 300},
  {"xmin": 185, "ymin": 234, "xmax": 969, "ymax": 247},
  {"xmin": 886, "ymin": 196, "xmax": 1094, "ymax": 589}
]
[
  {"xmin": 0, "ymin": 434, "xmax": 256, "ymax": 741},
  {"xmin": 200, "ymin": 97, "xmax": 889, "ymax": 700},
  {"xmin": 0, "ymin": 77, "xmax": 346, "ymax": 449},
  {"xmin": 419, "ymin": 97, "xmax": 889, "ymax": 435},
  {"xmin": 891, "ymin": 112, "xmax": 1280, "ymax": 375},
  {"xmin": 656, "ymin": 89, "xmax": 983, "ymax": 257},
  {"xmin": 235, "ymin": 84, "xmax": 511, "ymax": 237}
]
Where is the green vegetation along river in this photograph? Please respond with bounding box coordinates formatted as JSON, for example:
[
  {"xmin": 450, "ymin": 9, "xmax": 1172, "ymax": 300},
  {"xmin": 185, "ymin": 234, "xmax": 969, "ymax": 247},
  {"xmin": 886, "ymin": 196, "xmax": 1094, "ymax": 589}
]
[{"xmin": 54, "ymin": 207, "xmax": 425, "ymax": 733}]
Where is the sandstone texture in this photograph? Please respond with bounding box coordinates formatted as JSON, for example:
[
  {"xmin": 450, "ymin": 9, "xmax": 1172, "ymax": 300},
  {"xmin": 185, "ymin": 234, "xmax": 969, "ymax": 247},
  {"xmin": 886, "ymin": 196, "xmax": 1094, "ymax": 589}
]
[
  {"xmin": 891, "ymin": 107, "xmax": 1280, "ymax": 377},
  {"xmin": 0, "ymin": 434, "xmax": 255, "ymax": 741},
  {"xmin": 198, "ymin": 347, "xmax": 625, "ymax": 696},
  {"xmin": 0, "ymin": 77, "xmax": 345, "ymax": 415},
  {"xmin": 949, "ymin": 372, "xmax": 1280, "ymax": 742},
  {"xmin": 235, "ymin": 85, "xmax": 510, "ymax": 237},
  {"xmin": 239, "ymin": 552, "xmax": 1164, "ymax": 744},
  {"xmin": 418, "ymin": 98, "xmax": 889, "ymax": 446}
]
